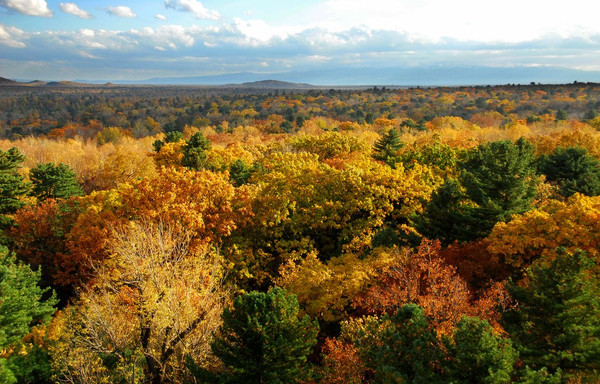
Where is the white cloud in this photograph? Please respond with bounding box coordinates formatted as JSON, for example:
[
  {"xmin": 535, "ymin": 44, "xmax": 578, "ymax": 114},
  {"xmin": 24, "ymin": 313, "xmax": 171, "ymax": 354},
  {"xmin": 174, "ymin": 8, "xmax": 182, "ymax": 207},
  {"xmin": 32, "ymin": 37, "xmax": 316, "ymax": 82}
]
[
  {"xmin": 232, "ymin": 18, "xmax": 288, "ymax": 43},
  {"xmin": 155, "ymin": 14, "xmax": 167, "ymax": 21},
  {"xmin": 107, "ymin": 6, "xmax": 136, "ymax": 18},
  {"xmin": 132, "ymin": 25, "xmax": 198, "ymax": 49},
  {"xmin": 300, "ymin": 0, "xmax": 600, "ymax": 44},
  {"xmin": 0, "ymin": 0, "xmax": 52, "ymax": 17},
  {"xmin": 164, "ymin": 0, "xmax": 219, "ymax": 20},
  {"xmin": 59, "ymin": 2, "xmax": 92, "ymax": 19},
  {"xmin": 0, "ymin": 23, "xmax": 26, "ymax": 47}
]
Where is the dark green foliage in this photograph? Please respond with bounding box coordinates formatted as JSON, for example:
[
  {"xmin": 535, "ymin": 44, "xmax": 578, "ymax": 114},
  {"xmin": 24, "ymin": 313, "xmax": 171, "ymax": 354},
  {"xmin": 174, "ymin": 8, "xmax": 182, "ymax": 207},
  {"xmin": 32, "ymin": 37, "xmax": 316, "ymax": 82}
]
[
  {"xmin": 443, "ymin": 316, "xmax": 517, "ymax": 384},
  {"xmin": 29, "ymin": 163, "xmax": 83, "ymax": 200},
  {"xmin": 0, "ymin": 147, "xmax": 29, "ymax": 228},
  {"xmin": 0, "ymin": 247, "xmax": 57, "ymax": 384},
  {"xmin": 555, "ymin": 109, "xmax": 568, "ymax": 121},
  {"xmin": 372, "ymin": 128, "xmax": 404, "ymax": 167},
  {"xmin": 191, "ymin": 287, "xmax": 319, "ymax": 384},
  {"xmin": 584, "ymin": 109, "xmax": 598, "ymax": 121},
  {"xmin": 419, "ymin": 138, "xmax": 539, "ymax": 243},
  {"xmin": 280, "ymin": 120, "xmax": 294, "ymax": 133},
  {"xmin": 228, "ymin": 159, "xmax": 251, "ymax": 187},
  {"xmin": 517, "ymin": 367, "xmax": 562, "ymax": 384},
  {"xmin": 152, "ymin": 131, "xmax": 184, "ymax": 152},
  {"xmin": 460, "ymin": 137, "xmax": 538, "ymax": 223},
  {"xmin": 502, "ymin": 249, "xmax": 600, "ymax": 381},
  {"xmin": 182, "ymin": 132, "xmax": 211, "ymax": 170},
  {"xmin": 539, "ymin": 146, "xmax": 600, "ymax": 197},
  {"xmin": 416, "ymin": 178, "xmax": 474, "ymax": 244},
  {"xmin": 360, "ymin": 304, "xmax": 443, "ymax": 384}
]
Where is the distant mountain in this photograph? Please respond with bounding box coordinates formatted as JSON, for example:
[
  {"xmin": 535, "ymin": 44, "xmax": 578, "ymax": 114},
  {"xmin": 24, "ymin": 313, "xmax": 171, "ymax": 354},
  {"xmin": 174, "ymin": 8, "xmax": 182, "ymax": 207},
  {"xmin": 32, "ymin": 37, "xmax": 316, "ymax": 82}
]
[
  {"xmin": 4, "ymin": 65, "xmax": 600, "ymax": 88},
  {"xmin": 119, "ymin": 66, "xmax": 600, "ymax": 87},
  {"xmin": 227, "ymin": 80, "xmax": 314, "ymax": 89}
]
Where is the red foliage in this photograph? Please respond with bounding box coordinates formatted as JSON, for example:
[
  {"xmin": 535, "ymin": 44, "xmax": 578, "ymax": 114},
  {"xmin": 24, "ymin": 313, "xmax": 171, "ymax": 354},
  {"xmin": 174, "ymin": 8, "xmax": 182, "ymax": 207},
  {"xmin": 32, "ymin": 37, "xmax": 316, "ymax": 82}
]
[{"xmin": 439, "ymin": 239, "xmax": 512, "ymax": 292}]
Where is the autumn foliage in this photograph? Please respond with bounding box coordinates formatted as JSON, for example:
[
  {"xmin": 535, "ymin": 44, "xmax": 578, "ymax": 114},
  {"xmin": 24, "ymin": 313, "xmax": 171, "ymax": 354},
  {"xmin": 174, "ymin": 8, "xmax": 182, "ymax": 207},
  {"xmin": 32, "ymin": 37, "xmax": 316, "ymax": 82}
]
[{"xmin": 2, "ymin": 84, "xmax": 600, "ymax": 383}]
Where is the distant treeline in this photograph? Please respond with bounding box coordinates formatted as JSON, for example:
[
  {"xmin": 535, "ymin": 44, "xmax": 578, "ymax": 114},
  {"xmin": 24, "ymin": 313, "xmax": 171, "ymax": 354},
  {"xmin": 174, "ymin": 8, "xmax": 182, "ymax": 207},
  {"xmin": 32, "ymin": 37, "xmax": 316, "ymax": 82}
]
[{"xmin": 1, "ymin": 83, "xmax": 599, "ymax": 139}]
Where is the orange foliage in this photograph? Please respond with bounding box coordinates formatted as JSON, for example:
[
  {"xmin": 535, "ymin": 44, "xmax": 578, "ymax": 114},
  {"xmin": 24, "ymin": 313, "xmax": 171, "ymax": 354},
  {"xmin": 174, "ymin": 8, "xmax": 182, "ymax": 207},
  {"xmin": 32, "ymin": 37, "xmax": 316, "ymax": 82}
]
[
  {"xmin": 440, "ymin": 239, "xmax": 512, "ymax": 291},
  {"xmin": 11, "ymin": 199, "xmax": 82, "ymax": 288},
  {"xmin": 319, "ymin": 338, "xmax": 369, "ymax": 384},
  {"xmin": 353, "ymin": 239, "xmax": 498, "ymax": 334}
]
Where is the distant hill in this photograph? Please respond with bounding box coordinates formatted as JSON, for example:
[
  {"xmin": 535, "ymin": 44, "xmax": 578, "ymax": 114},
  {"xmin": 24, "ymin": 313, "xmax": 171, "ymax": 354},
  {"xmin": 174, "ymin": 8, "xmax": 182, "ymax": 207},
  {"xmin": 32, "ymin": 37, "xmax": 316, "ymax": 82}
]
[
  {"xmin": 0, "ymin": 77, "xmax": 18, "ymax": 85},
  {"xmin": 120, "ymin": 66, "xmax": 600, "ymax": 87},
  {"xmin": 4, "ymin": 64, "xmax": 600, "ymax": 88},
  {"xmin": 228, "ymin": 80, "xmax": 314, "ymax": 89},
  {"xmin": 26, "ymin": 80, "xmax": 47, "ymax": 86},
  {"xmin": 46, "ymin": 80, "xmax": 96, "ymax": 87}
]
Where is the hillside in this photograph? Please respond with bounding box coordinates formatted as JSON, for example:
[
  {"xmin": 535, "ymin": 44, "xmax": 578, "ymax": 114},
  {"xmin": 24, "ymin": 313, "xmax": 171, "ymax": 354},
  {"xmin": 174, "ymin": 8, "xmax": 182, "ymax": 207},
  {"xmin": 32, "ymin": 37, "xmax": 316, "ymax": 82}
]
[{"xmin": 0, "ymin": 77, "xmax": 18, "ymax": 85}]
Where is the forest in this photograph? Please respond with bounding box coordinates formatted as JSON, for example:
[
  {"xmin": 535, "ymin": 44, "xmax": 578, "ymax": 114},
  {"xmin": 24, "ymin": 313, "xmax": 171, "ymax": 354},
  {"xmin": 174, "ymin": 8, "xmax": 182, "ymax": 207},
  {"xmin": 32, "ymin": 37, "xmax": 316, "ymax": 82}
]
[{"xmin": 1, "ymin": 82, "xmax": 600, "ymax": 383}]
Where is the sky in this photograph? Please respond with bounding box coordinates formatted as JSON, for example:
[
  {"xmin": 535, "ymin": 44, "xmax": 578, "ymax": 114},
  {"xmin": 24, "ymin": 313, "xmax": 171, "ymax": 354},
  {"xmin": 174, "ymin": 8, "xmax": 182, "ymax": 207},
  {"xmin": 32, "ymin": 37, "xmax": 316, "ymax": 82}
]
[{"xmin": 1, "ymin": 0, "xmax": 600, "ymax": 84}]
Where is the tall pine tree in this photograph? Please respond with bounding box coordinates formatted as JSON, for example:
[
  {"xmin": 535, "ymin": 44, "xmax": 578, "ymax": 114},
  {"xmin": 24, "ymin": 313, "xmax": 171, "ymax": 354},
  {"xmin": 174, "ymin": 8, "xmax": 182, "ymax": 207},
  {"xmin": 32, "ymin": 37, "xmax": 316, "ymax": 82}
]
[
  {"xmin": 29, "ymin": 163, "xmax": 83, "ymax": 200},
  {"xmin": 502, "ymin": 249, "xmax": 600, "ymax": 381},
  {"xmin": 190, "ymin": 287, "xmax": 319, "ymax": 384},
  {"xmin": 372, "ymin": 128, "xmax": 404, "ymax": 167},
  {"xmin": 0, "ymin": 148, "xmax": 29, "ymax": 230}
]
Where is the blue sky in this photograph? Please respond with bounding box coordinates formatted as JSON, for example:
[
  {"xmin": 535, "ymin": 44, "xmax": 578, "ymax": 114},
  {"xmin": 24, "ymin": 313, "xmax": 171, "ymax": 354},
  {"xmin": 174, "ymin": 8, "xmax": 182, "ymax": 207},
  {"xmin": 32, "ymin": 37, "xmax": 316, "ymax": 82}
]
[{"xmin": 1, "ymin": 0, "xmax": 600, "ymax": 83}]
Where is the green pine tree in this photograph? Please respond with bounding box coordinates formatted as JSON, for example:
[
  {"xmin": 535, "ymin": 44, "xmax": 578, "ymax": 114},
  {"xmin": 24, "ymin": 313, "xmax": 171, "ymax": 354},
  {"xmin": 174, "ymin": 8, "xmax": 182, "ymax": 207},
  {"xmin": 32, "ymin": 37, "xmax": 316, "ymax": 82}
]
[
  {"xmin": 190, "ymin": 287, "xmax": 319, "ymax": 384},
  {"xmin": 182, "ymin": 132, "xmax": 211, "ymax": 170},
  {"xmin": 418, "ymin": 138, "xmax": 539, "ymax": 243},
  {"xmin": 29, "ymin": 163, "xmax": 83, "ymax": 200},
  {"xmin": 359, "ymin": 304, "xmax": 444, "ymax": 384},
  {"xmin": 539, "ymin": 146, "xmax": 600, "ymax": 197},
  {"xmin": 0, "ymin": 147, "xmax": 29, "ymax": 229},
  {"xmin": 502, "ymin": 249, "xmax": 600, "ymax": 381},
  {"xmin": 443, "ymin": 316, "xmax": 517, "ymax": 384},
  {"xmin": 372, "ymin": 128, "xmax": 404, "ymax": 167},
  {"xmin": 153, "ymin": 131, "xmax": 184, "ymax": 152},
  {"xmin": 228, "ymin": 159, "xmax": 251, "ymax": 187},
  {"xmin": 0, "ymin": 246, "xmax": 57, "ymax": 384}
]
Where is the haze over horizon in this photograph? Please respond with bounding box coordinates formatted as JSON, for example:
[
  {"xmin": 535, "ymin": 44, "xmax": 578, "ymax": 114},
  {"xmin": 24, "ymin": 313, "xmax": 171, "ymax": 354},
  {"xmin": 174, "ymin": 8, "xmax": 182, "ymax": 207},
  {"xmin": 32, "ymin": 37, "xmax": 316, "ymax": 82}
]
[{"xmin": 1, "ymin": 0, "xmax": 600, "ymax": 85}]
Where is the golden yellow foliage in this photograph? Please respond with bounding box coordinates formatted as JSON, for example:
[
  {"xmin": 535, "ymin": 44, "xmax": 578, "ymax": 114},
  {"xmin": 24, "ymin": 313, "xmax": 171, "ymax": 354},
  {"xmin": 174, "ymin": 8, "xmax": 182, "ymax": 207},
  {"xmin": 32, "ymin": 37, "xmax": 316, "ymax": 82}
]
[
  {"xmin": 277, "ymin": 249, "xmax": 396, "ymax": 322},
  {"xmin": 488, "ymin": 193, "xmax": 600, "ymax": 268}
]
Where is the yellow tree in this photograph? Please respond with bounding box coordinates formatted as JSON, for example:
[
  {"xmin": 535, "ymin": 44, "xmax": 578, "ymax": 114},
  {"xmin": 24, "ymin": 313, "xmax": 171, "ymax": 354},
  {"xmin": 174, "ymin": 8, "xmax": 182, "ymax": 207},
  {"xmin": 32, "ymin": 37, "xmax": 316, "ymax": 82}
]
[
  {"xmin": 488, "ymin": 193, "xmax": 600, "ymax": 269},
  {"xmin": 229, "ymin": 151, "xmax": 436, "ymax": 289},
  {"xmin": 49, "ymin": 221, "xmax": 228, "ymax": 384}
]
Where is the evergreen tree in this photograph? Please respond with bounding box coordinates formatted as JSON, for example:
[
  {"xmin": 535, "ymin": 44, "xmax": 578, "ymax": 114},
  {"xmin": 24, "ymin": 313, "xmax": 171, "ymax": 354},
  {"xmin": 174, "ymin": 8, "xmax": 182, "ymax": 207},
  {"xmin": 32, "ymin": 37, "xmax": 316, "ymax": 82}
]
[
  {"xmin": 0, "ymin": 246, "xmax": 57, "ymax": 384},
  {"xmin": 372, "ymin": 128, "xmax": 404, "ymax": 167},
  {"xmin": 517, "ymin": 367, "xmax": 562, "ymax": 384},
  {"xmin": 182, "ymin": 132, "xmax": 211, "ymax": 170},
  {"xmin": 502, "ymin": 249, "xmax": 600, "ymax": 381},
  {"xmin": 415, "ymin": 178, "xmax": 474, "ymax": 244},
  {"xmin": 460, "ymin": 137, "xmax": 538, "ymax": 223},
  {"xmin": 190, "ymin": 287, "xmax": 319, "ymax": 384},
  {"xmin": 539, "ymin": 146, "xmax": 600, "ymax": 197},
  {"xmin": 0, "ymin": 147, "xmax": 29, "ymax": 228},
  {"xmin": 29, "ymin": 163, "xmax": 83, "ymax": 200},
  {"xmin": 443, "ymin": 316, "xmax": 517, "ymax": 384},
  {"xmin": 228, "ymin": 159, "xmax": 251, "ymax": 187},
  {"xmin": 360, "ymin": 304, "xmax": 443, "ymax": 384},
  {"xmin": 152, "ymin": 131, "xmax": 184, "ymax": 152},
  {"xmin": 419, "ymin": 138, "xmax": 539, "ymax": 243}
]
